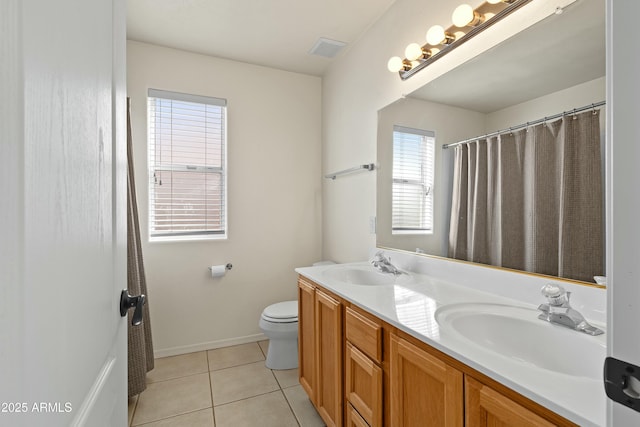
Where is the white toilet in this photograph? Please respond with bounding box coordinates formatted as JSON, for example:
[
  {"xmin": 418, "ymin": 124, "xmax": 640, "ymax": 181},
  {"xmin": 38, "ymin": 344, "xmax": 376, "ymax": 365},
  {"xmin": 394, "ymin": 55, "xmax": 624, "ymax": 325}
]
[
  {"xmin": 259, "ymin": 300, "xmax": 299, "ymax": 370},
  {"xmin": 259, "ymin": 261, "xmax": 335, "ymax": 370}
]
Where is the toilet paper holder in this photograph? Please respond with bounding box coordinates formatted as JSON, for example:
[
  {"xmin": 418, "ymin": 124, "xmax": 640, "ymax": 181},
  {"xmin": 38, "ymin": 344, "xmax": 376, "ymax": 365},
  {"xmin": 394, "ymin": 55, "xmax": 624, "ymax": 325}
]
[{"xmin": 208, "ymin": 263, "xmax": 233, "ymax": 272}]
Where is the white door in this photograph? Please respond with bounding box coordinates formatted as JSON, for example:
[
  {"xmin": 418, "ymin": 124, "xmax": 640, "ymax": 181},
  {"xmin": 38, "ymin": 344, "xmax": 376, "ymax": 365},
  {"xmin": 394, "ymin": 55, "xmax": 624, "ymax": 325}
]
[
  {"xmin": 0, "ymin": 0, "xmax": 128, "ymax": 426},
  {"xmin": 606, "ymin": 0, "xmax": 640, "ymax": 425}
]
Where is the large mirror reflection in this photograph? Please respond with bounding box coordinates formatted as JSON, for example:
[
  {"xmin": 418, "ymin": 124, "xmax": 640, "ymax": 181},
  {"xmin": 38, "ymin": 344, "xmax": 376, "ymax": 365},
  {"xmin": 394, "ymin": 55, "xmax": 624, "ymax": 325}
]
[{"xmin": 376, "ymin": 0, "xmax": 605, "ymax": 283}]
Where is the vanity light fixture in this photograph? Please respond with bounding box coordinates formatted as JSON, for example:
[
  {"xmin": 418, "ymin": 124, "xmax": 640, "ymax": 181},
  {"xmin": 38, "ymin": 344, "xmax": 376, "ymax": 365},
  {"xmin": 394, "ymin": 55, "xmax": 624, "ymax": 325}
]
[
  {"xmin": 388, "ymin": 0, "xmax": 533, "ymax": 80},
  {"xmin": 452, "ymin": 4, "xmax": 485, "ymax": 27},
  {"xmin": 426, "ymin": 25, "xmax": 455, "ymax": 46},
  {"xmin": 405, "ymin": 43, "xmax": 430, "ymax": 61}
]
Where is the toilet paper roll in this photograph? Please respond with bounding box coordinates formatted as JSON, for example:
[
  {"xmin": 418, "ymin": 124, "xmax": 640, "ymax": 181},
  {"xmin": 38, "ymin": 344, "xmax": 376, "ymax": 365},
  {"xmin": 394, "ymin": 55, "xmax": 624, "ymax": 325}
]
[{"xmin": 209, "ymin": 265, "xmax": 226, "ymax": 278}]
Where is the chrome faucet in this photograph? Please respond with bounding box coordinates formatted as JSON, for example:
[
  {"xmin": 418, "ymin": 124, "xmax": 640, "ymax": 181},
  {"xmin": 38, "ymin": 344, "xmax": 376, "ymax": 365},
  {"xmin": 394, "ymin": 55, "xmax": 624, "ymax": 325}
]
[
  {"xmin": 537, "ymin": 284, "xmax": 603, "ymax": 336},
  {"xmin": 371, "ymin": 251, "xmax": 402, "ymax": 275}
]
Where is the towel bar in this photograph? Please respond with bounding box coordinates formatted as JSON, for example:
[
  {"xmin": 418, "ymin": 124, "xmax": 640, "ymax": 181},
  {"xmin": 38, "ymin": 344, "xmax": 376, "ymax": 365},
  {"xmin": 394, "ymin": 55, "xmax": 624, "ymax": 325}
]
[{"xmin": 325, "ymin": 163, "xmax": 375, "ymax": 180}]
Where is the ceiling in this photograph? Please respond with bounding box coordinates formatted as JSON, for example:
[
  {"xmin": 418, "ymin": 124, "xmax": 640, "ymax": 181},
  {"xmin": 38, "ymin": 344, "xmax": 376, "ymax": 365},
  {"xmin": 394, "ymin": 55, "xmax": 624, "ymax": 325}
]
[
  {"xmin": 409, "ymin": 0, "xmax": 605, "ymax": 113},
  {"xmin": 127, "ymin": 0, "xmax": 396, "ymax": 76}
]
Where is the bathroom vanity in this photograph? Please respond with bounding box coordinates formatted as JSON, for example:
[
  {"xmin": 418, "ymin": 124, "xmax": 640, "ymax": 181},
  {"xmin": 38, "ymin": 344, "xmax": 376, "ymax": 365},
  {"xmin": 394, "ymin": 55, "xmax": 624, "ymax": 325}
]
[{"xmin": 295, "ymin": 250, "xmax": 606, "ymax": 427}]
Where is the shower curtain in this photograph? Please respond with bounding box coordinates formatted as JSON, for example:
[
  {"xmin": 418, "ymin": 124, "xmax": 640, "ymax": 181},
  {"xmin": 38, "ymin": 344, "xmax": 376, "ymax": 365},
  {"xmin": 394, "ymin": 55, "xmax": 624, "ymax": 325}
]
[
  {"xmin": 127, "ymin": 98, "xmax": 154, "ymax": 397},
  {"xmin": 448, "ymin": 110, "xmax": 603, "ymax": 282}
]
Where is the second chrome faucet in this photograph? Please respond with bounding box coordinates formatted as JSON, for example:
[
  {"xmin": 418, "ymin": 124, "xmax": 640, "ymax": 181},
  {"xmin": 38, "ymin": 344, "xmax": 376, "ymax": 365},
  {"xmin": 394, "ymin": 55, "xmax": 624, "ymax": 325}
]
[
  {"xmin": 537, "ymin": 283, "xmax": 604, "ymax": 336},
  {"xmin": 371, "ymin": 251, "xmax": 402, "ymax": 275}
]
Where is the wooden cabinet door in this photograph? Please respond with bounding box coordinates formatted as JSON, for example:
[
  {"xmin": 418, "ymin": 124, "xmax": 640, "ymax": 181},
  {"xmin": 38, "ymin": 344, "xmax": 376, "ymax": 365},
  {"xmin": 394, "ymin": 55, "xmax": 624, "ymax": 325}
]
[
  {"xmin": 465, "ymin": 376, "xmax": 556, "ymax": 427},
  {"xmin": 298, "ymin": 279, "xmax": 316, "ymax": 401},
  {"xmin": 346, "ymin": 402, "xmax": 370, "ymax": 427},
  {"xmin": 315, "ymin": 289, "xmax": 343, "ymax": 427},
  {"xmin": 345, "ymin": 342, "xmax": 382, "ymax": 427},
  {"xmin": 389, "ymin": 335, "xmax": 463, "ymax": 427}
]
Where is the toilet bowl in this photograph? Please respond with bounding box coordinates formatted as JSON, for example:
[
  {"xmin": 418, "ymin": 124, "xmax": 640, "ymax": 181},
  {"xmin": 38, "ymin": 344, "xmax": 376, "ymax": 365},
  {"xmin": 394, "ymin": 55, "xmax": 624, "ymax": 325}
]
[
  {"xmin": 259, "ymin": 300, "xmax": 298, "ymax": 370},
  {"xmin": 259, "ymin": 261, "xmax": 335, "ymax": 370}
]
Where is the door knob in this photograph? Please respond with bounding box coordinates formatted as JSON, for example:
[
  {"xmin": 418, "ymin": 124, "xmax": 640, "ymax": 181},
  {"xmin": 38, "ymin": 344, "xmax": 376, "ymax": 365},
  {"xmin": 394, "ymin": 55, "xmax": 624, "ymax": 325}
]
[{"xmin": 120, "ymin": 289, "xmax": 146, "ymax": 326}]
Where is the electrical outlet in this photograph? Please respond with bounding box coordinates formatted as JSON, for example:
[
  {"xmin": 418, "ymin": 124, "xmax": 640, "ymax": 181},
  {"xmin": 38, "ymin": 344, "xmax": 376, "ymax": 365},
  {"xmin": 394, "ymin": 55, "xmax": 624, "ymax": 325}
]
[{"xmin": 369, "ymin": 216, "xmax": 377, "ymax": 234}]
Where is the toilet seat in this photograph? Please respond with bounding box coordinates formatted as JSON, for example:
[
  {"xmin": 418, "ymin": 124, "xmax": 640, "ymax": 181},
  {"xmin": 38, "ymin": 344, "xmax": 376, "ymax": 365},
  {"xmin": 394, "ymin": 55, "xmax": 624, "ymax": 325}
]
[
  {"xmin": 261, "ymin": 300, "xmax": 298, "ymax": 323},
  {"xmin": 259, "ymin": 300, "xmax": 299, "ymax": 370}
]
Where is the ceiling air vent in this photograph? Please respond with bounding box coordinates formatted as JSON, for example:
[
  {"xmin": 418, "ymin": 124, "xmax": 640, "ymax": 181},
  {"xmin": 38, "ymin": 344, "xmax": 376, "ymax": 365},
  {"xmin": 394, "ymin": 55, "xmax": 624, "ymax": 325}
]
[{"xmin": 309, "ymin": 37, "xmax": 347, "ymax": 58}]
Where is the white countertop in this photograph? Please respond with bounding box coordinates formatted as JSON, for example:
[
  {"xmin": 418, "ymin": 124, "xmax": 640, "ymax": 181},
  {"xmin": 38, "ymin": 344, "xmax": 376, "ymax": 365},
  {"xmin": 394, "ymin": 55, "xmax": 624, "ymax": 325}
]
[{"xmin": 296, "ymin": 252, "xmax": 607, "ymax": 427}]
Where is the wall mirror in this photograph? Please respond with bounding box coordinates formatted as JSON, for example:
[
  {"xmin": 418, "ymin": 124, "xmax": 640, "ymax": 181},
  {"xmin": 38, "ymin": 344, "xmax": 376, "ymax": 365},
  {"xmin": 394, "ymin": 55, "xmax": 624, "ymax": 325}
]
[{"xmin": 376, "ymin": 0, "xmax": 605, "ymax": 284}]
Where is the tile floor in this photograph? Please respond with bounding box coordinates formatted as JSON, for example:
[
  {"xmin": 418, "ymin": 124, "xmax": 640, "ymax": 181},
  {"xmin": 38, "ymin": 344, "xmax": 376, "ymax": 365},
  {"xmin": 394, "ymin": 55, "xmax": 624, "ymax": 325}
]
[{"xmin": 127, "ymin": 341, "xmax": 326, "ymax": 426}]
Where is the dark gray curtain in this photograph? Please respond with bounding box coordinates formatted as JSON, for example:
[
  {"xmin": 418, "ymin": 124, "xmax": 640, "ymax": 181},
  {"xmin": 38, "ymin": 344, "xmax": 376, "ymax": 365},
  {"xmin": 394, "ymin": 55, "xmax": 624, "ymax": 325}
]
[
  {"xmin": 127, "ymin": 98, "xmax": 154, "ymax": 397},
  {"xmin": 448, "ymin": 110, "xmax": 603, "ymax": 282}
]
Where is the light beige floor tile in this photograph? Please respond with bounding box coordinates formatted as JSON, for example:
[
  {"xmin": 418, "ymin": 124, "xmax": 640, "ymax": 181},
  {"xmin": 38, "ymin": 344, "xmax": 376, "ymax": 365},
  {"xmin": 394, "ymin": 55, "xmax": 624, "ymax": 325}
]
[
  {"xmin": 147, "ymin": 351, "xmax": 208, "ymax": 383},
  {"xmin": 273, "ymin": 368, "xmax": 299, "ymax": 389},
  {"xmin": 128, "ymin": 395, "xmax": 138, "ymax": 426},
  {"xmin": 283, "ymin": 384, "xmax": 326, "ymax": 427},
  {"xmin": 132, "ymin": 373, "xmax": 212, "ymax": 426},
  {"xmin": 210, "ymin": 361, "xmax": 279, "ymax": 405},
  {"xmin": 207, "ymin": 343, "xmax": 264, "ymax": 371},
  {"xmin": 134, "ymin": 408, "xmax": 214, "ymax": 427},
  {"xmin": 258, "ymin": 340, "xmax": 269, "ymax": 357},
  {"xmin": 214, "ymin": 390, "xmax": 298, "ymax": 427}
]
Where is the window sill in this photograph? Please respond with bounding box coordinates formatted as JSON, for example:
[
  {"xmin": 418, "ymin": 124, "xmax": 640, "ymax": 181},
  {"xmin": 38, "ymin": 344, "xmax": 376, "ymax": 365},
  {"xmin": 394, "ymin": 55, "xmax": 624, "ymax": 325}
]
[
  {"xmin": 392, "ymin": 230, "xmax": 433, "ymax": 236},
  {"xmin": 149, "ymin": 234, "xmax": 227, "ymax": 243}
]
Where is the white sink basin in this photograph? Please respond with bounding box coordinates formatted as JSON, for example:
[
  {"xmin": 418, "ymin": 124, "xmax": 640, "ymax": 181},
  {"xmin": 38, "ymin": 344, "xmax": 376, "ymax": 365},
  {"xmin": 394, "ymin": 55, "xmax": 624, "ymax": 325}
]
[
  {"xmin": 435, "ymin": 303, "xmax": 605, "ymax": 379},
  {"xmin": 322, "ymin": 264, "xmax": 413, "ymax": 286}
]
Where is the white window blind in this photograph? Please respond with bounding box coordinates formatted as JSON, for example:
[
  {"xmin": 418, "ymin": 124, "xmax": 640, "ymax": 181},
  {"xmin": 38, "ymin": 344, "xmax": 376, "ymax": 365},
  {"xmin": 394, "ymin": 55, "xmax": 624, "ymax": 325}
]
[
  {"xmin": 148, "ymin": 89, "xmax": 227, "ymax": 240},
  {"xmin": 392, "ymin": 125, "xmax": 435, "ymax": 234}
]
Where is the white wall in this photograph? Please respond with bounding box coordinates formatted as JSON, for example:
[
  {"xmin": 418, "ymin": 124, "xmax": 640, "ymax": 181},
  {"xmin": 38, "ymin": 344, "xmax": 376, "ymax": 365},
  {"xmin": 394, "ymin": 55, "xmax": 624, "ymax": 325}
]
[
  {"xmin": 321, "ymin": 0, "xmax": 579, "ymax": 262},
  {"xmin": 127, "ymin": 41, "xmax": 322, "ymax": 356},
  {"xmin": 486, "ymin": 77, "xmax": 606, "ymax": 131}
]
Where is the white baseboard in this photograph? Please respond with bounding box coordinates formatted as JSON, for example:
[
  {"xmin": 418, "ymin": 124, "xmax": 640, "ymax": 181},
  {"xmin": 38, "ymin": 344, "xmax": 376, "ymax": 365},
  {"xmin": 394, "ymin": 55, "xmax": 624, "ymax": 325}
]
[{"xmin": 153, "ymin": 333, "xmax": 267, "ymax": 359}]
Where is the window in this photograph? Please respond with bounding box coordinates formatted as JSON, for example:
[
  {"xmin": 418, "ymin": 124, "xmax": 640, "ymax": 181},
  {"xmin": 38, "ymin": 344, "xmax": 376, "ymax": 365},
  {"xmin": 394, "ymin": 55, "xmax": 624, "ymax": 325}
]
[
  {"xmin": 392, "ymin": 125, "xmax": 435, "ymax": 234},
  {"xmin": 148, "ymin": 89, "xmax": 227, "ymax": 241}
]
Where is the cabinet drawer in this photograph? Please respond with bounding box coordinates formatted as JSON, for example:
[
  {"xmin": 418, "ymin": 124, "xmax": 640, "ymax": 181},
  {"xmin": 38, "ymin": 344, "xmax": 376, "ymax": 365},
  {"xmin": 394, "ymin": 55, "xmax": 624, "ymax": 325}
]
[
  {"xmin": 345, "ymin": 342, "xmax": 382, "ymax": 427},
  {"xmin": 345, "ymin": 307, "xmax": 382, "ymax": 363}
]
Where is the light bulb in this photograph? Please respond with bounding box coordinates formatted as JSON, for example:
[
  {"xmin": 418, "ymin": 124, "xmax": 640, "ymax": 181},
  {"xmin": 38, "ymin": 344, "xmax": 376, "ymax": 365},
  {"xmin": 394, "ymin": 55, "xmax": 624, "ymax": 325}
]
[
  {"xmin": 487, "ymin": 0, "xmax": 503, "ymax": 4},
  {"xmin": 387, "ymin": 56, "xmax": 405, "ymax": 73},
  {"xmin": 426, "ymin": 25, "xmax": 446, "ymax": 45},
  {"xmin": 405, "ymin": 43, "xmax": 424, "ymax": 61},
  {"xmin": 452, "ymin": 4, "xmax": 474, "ymax": 27}
]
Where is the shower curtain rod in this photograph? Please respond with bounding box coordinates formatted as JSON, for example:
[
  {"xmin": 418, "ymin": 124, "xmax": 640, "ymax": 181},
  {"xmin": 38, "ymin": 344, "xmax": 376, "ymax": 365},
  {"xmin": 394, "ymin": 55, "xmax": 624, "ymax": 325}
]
[{"xmin": 442, "ymin": 100, "xmax": 606, "ymax": 149}]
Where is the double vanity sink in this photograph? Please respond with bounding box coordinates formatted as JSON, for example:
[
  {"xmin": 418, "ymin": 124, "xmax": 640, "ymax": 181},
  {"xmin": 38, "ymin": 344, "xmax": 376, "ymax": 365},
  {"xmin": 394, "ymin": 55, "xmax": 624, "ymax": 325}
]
[
  {"xmin": 300, "ymin": 259, "xmax": 607, "ymax": 426},
  {"xmin": 320, "ymin": 263, "xmax": 604, "ymax": 381}
]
